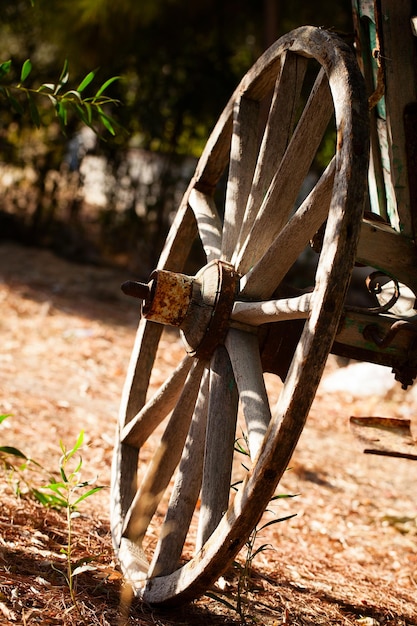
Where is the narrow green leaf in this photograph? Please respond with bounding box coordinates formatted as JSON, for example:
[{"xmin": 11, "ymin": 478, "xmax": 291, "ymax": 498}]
[
  {"xmin": 84, "ymin": 102, "xmax": 93, "ymax": 124},
  {"xmin": 58, "ymin": 59, "xmax": 69, "ymax": 86},
  {"xmin": 250, "ymin": 543, "xmax": 273, "ymax": 559},
  {"xmin": 32, "ymin": 490, "xmax": 52, "ymax": 506},
  {"xmin": 0, "ymin": 414, "xmax": 11, "ymax": 424},
  {"xmin": 60, "ymin": 465, "xmax": 68, "ymax": 483},
  {"xmin": 270, "ymin": 493, "xmax": 299, "ymax": 500},
  {"xmin": 205, "ymin": 592, "xmax": 237, "ymax": 613},
  {"xmin": 20, "ymin": 59, "xmax": 32, "ymax": 82},
  {"xmin": 72, "ymin": 564, "xmax": 97, "ymax": 577},
  {"xmin": 27, "ymin": 93, "xmax": 40, "ymax": 127},
  {"xmin": 61, "ymin": 89, "xmax": 83, "ymax": 103},
  {"xmin": 98, "ymin": 109, "xmax": 116, "ymax": 135},
  {"xmin": 72, "ymin": 430, "xmax": 85, "ymax": 456},
  {"xmin": 77, "ymin": 71, "xmax": 95, "ymax": 93},
  {"xmin": 38, "ymin": 83, "xmax": 55, "ymax": 93},
  {"xmin": 0, "ymin": 60, "xmax": 12, "ymax": 80},
  {"xmin": 93, "ymin": 75, "xmax": 120, "ymax": 99},
  {"xmin": 72, "ymin": 457, "xmax": 83, "ymax": 475},
  {"xmin": 74, "ymin": 103, "xmax": 90, "ymax": 127},
  {"xmin": 9, "ymin": 95, "xmax": 24, "ymax": 115},
  {"xmin": 73, "ymin": 486, "xmax": 103, "ymax": 507},
  {"xmin": 44, "ymin": 480, "xmax": 66, "ymax": 493},
  {"xmin": 0, "ymin": 445, "xmax": 27, "ymax": 459}
]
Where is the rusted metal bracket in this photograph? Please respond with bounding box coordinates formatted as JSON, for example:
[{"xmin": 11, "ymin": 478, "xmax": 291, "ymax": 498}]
[{"xmin": 363, "ymin": 320, "xmax": 417, "ymax": 388}]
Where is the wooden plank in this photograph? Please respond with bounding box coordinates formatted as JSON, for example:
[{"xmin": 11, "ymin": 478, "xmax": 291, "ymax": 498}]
[
  {"xmin": 188, "ymin": 189, "xmax": 222, "ymax": 263},
  {"xmin": 234, "ymin": 51, "xmax": 308, "ymax": 261},
  {"xmin": 235, "ymin": 68, "xmax": 333, "ymax": 274},
  {"xmin": 196, "ymin": 346, "xmax": 238, "ymax": 550},
  {"xmin": 379, "ymin": 0, "xmax": 417, "ymax": 238},
  {"xmin": 240, "ymin": 158, "xmax": 335, "ymax": 300},
  {"xmin": 122, "ymin": 359, "xmax": 205, "ymax": 544},
  {"xmin": 121, "ymin": 356, "xmax": 193, "ymax": 448},
  {"xmin": 149, "ymin": 370, "xmax": 209, "ymax": 577},
  {"xmin": 225, "ymin": 328, "xmax": 271, "ymax": 460},
  {"xmin": 221, "ymin": 96, "xmax": 260, "ymax": 261},
  {"xmin": 356, "ymin": 217, "xmax": 417, "ymax": 293},
  {"xmin": 350, "ymin": 416, "xmax": 417, "ymax": 460}
]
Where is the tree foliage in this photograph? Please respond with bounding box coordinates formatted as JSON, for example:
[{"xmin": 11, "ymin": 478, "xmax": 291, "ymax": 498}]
[
  {"xmin": 0, "ymin": 57, "xmax": 120, "ymax": 134},
  {"xmin": 0, "ymin": 0, "xmax": 352, "ymax": 156}
]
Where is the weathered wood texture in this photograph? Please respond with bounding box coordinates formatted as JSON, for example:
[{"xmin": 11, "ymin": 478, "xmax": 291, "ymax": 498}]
[{"xmin": 111, "ymin": 24, "xmax": 370, "ymax": 607}]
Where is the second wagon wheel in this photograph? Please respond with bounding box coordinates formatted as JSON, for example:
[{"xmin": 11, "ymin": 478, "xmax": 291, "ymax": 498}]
[{"xmin": 111, "ymin": 26, "xmax": 369, "ymax": 606}]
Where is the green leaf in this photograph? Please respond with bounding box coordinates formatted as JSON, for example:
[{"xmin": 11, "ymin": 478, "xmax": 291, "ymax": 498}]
[
  {"xmin": 72, "ymin": 564, "xmax": 97, "ymax": 577},
  {"xmin": 94, "ymin": 75, "xmax": 120, "ymax": 99},
  {"xmin": 0, "ymin": 60, "xmax": 12, "ymax": 80},
  {"xmin": 9, "ymin": 95, "xmax": 24, "ymax": 115},
  {"xmin": 74, "ymin": 103, "xmax": 90, "ymax": 127},
  {"xmin": 270, "ymin": 493, "xmax": 299, "ymax": 500},
  {"xmin": 56, "ymin": 101, "xmax": 68, "ymax": 128},
  {"xmin": 72, "ymin": 431, "xmax": 85, "ymax": 456},
  {"xmin": 0, "ymin": 414, "xmax": 11, "ymax": 425},
  {"xmin": 33, "ymin": 489, "xmax": 67, "ymax": 508},
  {"xmin": 73, "ymin": 486, "xmax": 103, "ymax": 507},
  {"xmin": 58, "ymin": 59, "xmax": 69, "ymax": 87},
  {"xmin": 20, "ymin": 59, "xmax": 32, "ymax": 82},
  {"xmin": 84, "ymin": 102, "xmax": 93, "ymax": 124},
  {"xmin": 62, "ymin": 89, "xmax": 83, "ymax": 103},
  {"xmin": 27, "ymin": 93, "xmax": 40, "ymax": 127},
  {"xmin": 38, "ymin": 83, "xmax": 55, "ymax": 93},
  {"xmin": 0, "ymin": 445, "xmax": 27, "ymax": 459},
  {"xmin": 205, "ymin": 592, "xmax": 237, "ymax": 613},
  {"xmin": 98, "ymin": 108, "xmax": 116, "ymax": 135},
  {"xmin": 77, "ymin": 71, "xmax": 95, "ymax": 93},
  {"xmin": 250, "ymin": 543, "xmax": 273, "ymax": 559}
]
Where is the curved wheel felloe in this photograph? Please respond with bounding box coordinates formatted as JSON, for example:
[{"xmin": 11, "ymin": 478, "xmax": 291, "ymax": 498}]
[{"xmin": 111, "ymin": 26, "xmax": 369, "ymax": 606}]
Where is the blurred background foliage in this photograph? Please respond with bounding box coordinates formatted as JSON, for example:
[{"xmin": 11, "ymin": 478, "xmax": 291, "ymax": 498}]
[{"xmin": 0, "ymin": 0, "xmax": 352, "ymax": 273}]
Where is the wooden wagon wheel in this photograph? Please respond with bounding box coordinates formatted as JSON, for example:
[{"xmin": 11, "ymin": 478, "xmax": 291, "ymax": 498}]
[{"xmin": 111, "ymin": 26, "xmax": 369, "ymax": 606}]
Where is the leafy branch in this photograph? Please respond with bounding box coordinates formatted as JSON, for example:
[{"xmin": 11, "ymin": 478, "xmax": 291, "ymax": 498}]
[{"xmin": 0, "ymin": 58, "xmax": 121, "ymax": 135}]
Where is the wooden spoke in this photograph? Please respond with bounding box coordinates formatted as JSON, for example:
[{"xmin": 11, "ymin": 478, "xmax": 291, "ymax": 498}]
[
  {"xmin": 121, "ymin": 355, "xmax": 193, "ymax": 448},
  {"xmin": 234, "ymin": 51, "xmax": 308, "ymax": 258},
  {"xmin": 225, "ymin": 328, "xmax": 271, "ymax": 460},
  {"xmin": 149, "ymin": 370, "xmax": 210, "ymax": 578},
  {"xmin": 240, "ymin": 157, "xmax": 336, "ymax": 299},
  {"xmin": 231, "ymin": 292, "xmax": 312, "ymax": 326},
  {"xmin": 188, "ymin": 189, "xmax": 222, "ymax": 263},
  {"xmin": 122, "ymin": 359, "xmax": 206, "ymax": 545},
  {"xmin": 235, "ymin": 68, "xmax": 333, "ymax": 274},
  {"xmin": 221, "ymin": 96, "xmax": 260, "ymax": 261},
  {"xmin": 196, "ymin": 346, "xmax": 238, "ymax": 549}
]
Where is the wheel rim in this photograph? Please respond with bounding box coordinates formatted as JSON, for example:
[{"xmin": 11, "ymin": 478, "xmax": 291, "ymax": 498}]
[{"xmin": 111, "ymin": 25, "xmax": 369, "ymax": 606}]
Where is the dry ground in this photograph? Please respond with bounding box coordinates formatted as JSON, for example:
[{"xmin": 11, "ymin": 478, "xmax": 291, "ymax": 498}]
[{"xmin": 0, "ymin": 241, "xmax": 416, "ymax": 625}]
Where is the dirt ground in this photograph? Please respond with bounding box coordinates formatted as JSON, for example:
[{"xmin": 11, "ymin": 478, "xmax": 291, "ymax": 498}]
[{"xmin": 0, "ymin": 241, "xmax": 416, "ymax": 625}]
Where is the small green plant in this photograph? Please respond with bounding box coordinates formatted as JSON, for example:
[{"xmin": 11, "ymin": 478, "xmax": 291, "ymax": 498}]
[
  {"xmin": 207, "ymin": 431, "xmax": 298, "ymax": 623},
  {"xmin": 37, "ymin": 430, "xmax": 104, "ymax": 620},
  {"xmin": 1, "ymin": 419, "xmax": 104, "ymax": 620},
  {"xmin": 234, "ymin": 498, "xmax": 297, "ymax": 622}
]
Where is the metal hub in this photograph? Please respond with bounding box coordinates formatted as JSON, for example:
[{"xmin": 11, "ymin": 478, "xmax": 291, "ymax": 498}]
[{"xmin": 122, "ymin": 260, "xmax": 240, "ymax": 360}]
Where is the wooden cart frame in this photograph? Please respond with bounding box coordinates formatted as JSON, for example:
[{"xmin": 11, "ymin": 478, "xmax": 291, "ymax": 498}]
[{"xmin": 110, "ymin": 0, "xmax": 417, "ymax": 606}]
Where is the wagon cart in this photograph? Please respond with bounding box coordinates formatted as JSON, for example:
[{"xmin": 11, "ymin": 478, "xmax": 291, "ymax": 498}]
[{"xmin": 110, "ymin": 0, "xmax": 417, "ymax": 606}]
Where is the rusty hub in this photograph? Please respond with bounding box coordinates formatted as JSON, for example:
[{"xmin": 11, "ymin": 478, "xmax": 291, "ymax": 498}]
[{"xmin": 122, "ymin": 260, "xmax": 240, "ymax": 360}]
